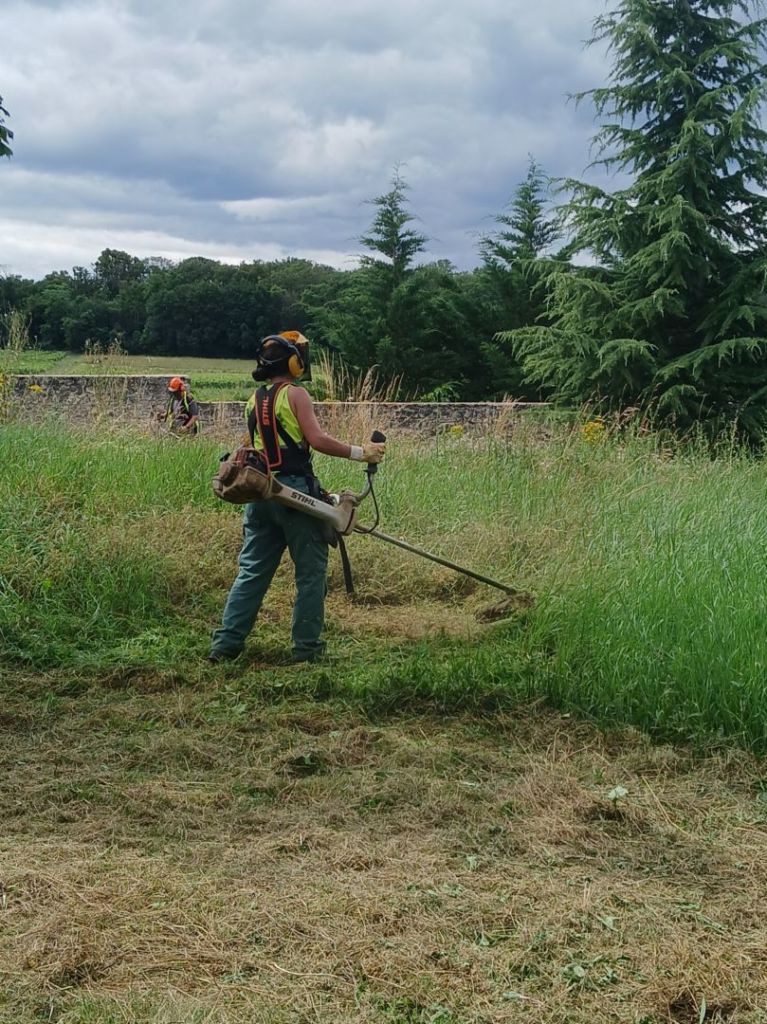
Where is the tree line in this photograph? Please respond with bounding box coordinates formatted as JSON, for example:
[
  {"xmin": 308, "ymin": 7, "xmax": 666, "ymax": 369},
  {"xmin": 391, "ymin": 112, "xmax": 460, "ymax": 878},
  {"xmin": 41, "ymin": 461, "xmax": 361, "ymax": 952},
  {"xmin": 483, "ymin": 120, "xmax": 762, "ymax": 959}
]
[
  {"xmin": 0, "ymin": 163, "xmax": 554, "ymax": 402},
  {"xmin": 4, "ymin": 0, "xmax": 767, "ymax": 432}
]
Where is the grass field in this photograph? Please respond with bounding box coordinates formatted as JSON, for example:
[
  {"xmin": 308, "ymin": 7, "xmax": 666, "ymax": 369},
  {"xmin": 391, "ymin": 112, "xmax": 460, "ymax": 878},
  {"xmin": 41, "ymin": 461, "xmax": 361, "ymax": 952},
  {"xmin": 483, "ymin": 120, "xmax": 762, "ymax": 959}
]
[
  {"xmin": 3, "ymin": 351, "xmax": 260, "ymax": 401},
  {"xmin": 2, "ymin": 351, "xmax": 345, "ymax": 402},
  {"xmin": 3, "ymin": 419, "xmax": 767, "ymax": 749},
  {"xmin": 3, "ymin": 687, "xmax": 767, "ymax": 1024},
  {"xmin": 3, "ymin": 420, "xmax": 767, "ymax": 1022}
]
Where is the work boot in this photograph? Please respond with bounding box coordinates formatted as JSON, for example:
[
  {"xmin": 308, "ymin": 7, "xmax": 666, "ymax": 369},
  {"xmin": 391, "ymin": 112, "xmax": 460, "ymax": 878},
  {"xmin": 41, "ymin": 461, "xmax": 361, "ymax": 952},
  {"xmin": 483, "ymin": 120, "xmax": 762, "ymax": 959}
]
[
  {"xmin": 207, "ymin": 649, "xmax": 241, "ymax": 664},
  {"xmin": 291, "ymin": 649, "xmax": 324, "ymax": 665}
]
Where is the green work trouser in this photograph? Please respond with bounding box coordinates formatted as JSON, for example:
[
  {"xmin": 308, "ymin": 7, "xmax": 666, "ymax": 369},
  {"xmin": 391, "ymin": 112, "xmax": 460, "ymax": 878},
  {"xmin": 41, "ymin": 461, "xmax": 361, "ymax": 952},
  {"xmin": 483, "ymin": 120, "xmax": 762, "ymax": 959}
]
[{"xmin": 211, "ymin": 475, "xmax": 329, "ymax": 661}]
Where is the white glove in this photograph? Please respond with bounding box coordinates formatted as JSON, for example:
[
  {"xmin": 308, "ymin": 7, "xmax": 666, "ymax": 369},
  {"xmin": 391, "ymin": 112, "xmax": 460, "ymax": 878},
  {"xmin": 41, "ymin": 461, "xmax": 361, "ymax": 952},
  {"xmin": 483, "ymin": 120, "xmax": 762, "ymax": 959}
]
[{"xmin": 350, "ymin": 442, "xmax": 386, "ymax": 463}]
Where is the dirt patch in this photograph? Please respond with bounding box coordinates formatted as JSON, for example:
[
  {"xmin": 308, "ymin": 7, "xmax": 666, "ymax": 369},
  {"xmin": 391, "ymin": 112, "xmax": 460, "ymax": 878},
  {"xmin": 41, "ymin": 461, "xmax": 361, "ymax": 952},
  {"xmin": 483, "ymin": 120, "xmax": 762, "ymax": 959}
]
[{"xmin": 666, "ymin": 992, "xmax": 740, "ymax": 1023}]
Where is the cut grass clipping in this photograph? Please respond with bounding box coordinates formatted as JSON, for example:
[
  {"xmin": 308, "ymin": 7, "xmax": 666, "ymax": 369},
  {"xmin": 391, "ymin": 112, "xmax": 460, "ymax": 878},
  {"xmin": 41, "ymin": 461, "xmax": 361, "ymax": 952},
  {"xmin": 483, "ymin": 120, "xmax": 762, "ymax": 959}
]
[{"xmin": 2, "ymin": 693, "xmax": 767, "ymax": 1023}]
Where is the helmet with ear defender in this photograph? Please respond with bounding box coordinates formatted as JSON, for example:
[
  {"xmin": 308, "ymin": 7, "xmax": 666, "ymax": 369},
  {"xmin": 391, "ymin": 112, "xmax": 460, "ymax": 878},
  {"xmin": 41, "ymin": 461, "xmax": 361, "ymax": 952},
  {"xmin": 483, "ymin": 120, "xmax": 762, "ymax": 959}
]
[{"xmin": 253, "ymin": 332, "xmax": 310, "ymax": 381}]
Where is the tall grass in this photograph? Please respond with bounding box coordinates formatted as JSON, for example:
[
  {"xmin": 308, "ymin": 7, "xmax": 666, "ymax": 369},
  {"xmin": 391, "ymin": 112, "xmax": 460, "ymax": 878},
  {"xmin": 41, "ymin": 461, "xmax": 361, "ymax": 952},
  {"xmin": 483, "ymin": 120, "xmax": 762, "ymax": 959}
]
[
  {"xmin": 3, "ymin": 420, "xmax": 767, "ymax": 749},
  {"xmin": 0, "ymin": 427, "xmax": 228, "ymax": 667},
  {"xmin": 309, "ymin": 348, "xmax": 403, "ymax": 403}
]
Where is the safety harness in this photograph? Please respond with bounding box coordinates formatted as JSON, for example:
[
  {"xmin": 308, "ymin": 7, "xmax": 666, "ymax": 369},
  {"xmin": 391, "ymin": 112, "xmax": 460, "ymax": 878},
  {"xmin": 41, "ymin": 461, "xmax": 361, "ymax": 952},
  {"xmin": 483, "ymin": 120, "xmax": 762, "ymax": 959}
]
[
  {"xmin": 247, "ymin": 383, "xmax": 314, "ymax": 478},
  {"xmin": 248, "ymin": 383, "xmax": 355, "ymax": 592}
]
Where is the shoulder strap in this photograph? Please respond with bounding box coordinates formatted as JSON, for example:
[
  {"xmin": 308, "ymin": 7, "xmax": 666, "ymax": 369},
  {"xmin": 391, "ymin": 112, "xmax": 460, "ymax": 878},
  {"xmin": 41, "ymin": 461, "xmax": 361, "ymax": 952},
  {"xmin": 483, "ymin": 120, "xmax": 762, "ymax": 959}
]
[
  {"xmin": 255, "ymin": 384, "xmax": 281, "ymax": 469},
  {"xmin": 269, "ymin": 383, "xmax": 303, "ymax": 451},
  {"xmin": 247, "ymin": 393, "xmax": 257, "ymax": 445},
  {"xmin": 254, "ymin": 383, "xmax": 299, "ymax": 469},
  {"xmin": 274, "ymin": 413, "xmax": 301, "ymax": 451},
  {"xmin": 250, "ymin": 383, "xmax": 310, "ymax": 474}
]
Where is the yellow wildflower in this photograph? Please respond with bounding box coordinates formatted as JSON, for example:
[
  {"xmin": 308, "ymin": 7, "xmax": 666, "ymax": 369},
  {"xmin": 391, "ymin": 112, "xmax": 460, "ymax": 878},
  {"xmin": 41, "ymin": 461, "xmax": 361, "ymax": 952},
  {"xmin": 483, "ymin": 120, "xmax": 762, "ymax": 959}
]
[{"xmin": 581, "ymin": 417, "xmax": 606, "ymax": 443}]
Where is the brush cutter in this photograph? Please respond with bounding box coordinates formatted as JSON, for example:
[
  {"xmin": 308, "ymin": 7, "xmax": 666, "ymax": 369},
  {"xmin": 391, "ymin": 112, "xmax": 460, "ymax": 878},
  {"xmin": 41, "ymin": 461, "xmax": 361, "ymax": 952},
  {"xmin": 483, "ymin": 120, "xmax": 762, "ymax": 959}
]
[{"xmin": 267, "ymin": 430, "xmax": 519, "ymax": 597}]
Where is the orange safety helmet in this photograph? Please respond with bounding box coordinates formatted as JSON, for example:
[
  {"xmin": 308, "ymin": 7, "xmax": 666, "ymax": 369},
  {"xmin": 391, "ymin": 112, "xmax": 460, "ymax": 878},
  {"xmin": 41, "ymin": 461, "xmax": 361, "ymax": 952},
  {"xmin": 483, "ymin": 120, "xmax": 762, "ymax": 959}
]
[{"xmin": 168, "ymin": 376, "xmax": 185, "ymax": 392}]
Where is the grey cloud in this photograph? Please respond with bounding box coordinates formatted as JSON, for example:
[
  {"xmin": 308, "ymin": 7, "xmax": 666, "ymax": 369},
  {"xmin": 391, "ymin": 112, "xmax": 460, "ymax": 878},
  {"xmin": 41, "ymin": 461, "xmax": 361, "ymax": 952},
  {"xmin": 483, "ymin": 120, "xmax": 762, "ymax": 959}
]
[{"xmin": 2, "ymin": 0, "xmax": 612, "ymax": 279}]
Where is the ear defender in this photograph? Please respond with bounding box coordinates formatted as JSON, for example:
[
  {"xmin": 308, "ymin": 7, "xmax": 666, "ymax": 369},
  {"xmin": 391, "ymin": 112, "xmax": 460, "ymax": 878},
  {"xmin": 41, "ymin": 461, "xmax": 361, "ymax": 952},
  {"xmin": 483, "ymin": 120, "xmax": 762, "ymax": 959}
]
[
  {"xmin": 286, "ymin": 350, "xmax": 304, "ymax": 378},
  {"xmin": 254, "ymin": 333, "xmax": 308, "ymax": 380},
  {"xmin": 279, "ymin": 331, "xmax": 307, "ymax": 379}
]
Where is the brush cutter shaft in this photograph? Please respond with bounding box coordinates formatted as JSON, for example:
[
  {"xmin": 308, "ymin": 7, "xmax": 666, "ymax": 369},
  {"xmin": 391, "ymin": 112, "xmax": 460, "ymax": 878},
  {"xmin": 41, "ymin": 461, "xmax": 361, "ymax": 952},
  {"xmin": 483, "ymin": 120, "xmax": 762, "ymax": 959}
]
[
  {"xmin": 270, "ymin": 478, "xmax": 358, "ymax": 535},
  {"xmin": 358, "ymin": 528, "xmax": 517, "ymax": 595},
  {"xmin": 268, "ymin": 431, "xmax": 517, "ymax": 596}
]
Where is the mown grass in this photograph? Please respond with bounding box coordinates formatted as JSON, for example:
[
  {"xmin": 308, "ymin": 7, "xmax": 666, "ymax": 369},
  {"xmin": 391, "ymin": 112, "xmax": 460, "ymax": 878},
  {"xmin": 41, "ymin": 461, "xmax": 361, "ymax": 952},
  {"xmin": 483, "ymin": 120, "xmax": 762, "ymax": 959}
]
[
  {"xmin": 0, "ymin": 349, "xmax": 68, "ymax": 374},
  {"xmin": 2, "ymin": 420, "xmax": 767, "ymax": 750},
  {"xmin": 4, "ymin": 689, "xmax": 767, "ymax": 1023}
]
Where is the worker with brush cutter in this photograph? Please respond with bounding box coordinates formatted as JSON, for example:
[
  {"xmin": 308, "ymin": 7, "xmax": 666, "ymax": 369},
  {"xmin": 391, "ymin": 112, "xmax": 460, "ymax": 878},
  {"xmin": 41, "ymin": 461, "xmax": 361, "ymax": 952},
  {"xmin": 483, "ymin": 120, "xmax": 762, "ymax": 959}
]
[
  {"xmin": 159, "ymin": 377, "xmax": 201, "ymax": 435},
  {"xmin": 208, "ymin": 332, "xmax": 386, "ymax": 665}
]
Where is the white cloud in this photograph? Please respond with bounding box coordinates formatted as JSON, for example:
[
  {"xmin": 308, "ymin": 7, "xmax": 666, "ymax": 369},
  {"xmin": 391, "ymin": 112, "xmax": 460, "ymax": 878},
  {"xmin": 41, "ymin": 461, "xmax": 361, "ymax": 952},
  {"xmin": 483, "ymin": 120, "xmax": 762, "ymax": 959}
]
[
  {"xmin": 0, "ymin": 216, "xmax": 353, "ymax": 279},
  {"xmin": 222, "ymin": 195, "xmax": 341, "ymax": 220}
]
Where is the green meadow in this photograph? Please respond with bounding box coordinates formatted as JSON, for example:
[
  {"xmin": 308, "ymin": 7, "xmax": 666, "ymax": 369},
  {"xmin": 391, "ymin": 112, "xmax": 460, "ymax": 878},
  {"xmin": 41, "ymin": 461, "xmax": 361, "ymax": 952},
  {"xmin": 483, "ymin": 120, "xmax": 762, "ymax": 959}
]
[
  {"xmin": 2, "ymin": 351, "xmax": 260, "ymax": 401},
  {"xmin": 3, "ymin": 419, "xmax": 766, "ymax": 751}
]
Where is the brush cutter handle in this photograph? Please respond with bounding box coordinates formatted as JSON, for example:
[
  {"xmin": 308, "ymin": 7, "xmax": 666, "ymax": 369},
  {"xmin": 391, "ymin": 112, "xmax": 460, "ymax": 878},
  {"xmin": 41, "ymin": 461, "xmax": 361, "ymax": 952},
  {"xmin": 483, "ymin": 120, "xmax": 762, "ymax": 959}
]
[
  {"xmin": 350, "ymin": 430, "xmax": 386, "ymax": 529},
  {"xmin": 367, "ymin": 430, "xmax": 387, "ymax": 477},
  {"xmin": 350, "ymin": 431, "xmax": 387, "ymax": 508}
]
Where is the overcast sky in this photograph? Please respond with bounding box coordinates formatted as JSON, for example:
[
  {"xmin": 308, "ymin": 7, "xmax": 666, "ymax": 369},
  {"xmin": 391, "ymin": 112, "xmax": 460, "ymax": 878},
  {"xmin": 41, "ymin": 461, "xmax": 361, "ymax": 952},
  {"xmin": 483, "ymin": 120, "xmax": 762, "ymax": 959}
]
[{"xmin": 2, "ymin": 0, "xmax": 610, "ymax": 280}]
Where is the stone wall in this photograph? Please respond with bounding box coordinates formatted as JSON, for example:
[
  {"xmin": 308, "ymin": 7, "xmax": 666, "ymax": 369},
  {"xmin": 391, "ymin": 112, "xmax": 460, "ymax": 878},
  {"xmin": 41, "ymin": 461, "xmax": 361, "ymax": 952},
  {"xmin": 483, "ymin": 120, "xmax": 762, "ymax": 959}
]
[
  {"xmin": 10, "ymin": 374, "xmax": 185, "ymax": 425},
  {"xmin": 8, "ymin": 374, "xmax": 549, "ymax": 436}
]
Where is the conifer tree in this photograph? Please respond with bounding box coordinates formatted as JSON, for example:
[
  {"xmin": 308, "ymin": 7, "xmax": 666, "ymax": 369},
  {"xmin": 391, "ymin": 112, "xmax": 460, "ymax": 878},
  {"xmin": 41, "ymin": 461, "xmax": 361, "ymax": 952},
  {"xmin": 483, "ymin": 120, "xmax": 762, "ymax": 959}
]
[
  {"xmin": 480, "ymin": 158, "xmax": 560, "ymax": 394},
  {"xmin": 0, "ymin": 97, "xmax": 13, "ymax": 159},
  {"xmin": 360, "ymin": 170, "xmax": 428, "ymax": 287},
  {"xmin": 482, "ymin": 157, "xmax": 558, "ymax": 267},
  {"xmin": 318, "ymin": 172, "xmax": 428, "ymax": 373},
  {"xmin": 506, "ymin": 0, "xmax": 767, "ymax": 437},
  {"xmin": 312, "ymin": 172, "xmax": 478, "ymax": 393}
]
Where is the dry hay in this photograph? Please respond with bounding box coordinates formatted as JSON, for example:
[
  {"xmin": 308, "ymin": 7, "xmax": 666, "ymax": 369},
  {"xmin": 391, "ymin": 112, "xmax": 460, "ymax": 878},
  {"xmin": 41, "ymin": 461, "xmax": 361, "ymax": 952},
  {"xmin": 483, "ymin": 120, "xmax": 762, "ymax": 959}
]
[
  {"xmin": 110, "ymin": 504, "xmax": 527, "ymax": 646},
  {"xmin": 1, "ymin": 692, "xmax": 767, "ymax": 1023}
]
